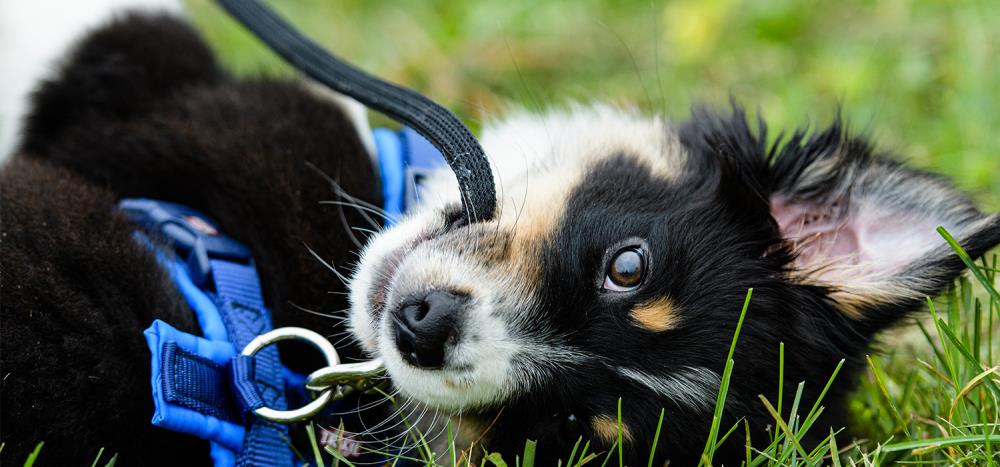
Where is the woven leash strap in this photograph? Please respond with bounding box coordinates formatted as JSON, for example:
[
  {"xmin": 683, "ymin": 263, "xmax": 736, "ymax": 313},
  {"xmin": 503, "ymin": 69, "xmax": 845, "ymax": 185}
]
[{"xmin": 216, "ymin": 0, "xmax": 497, "ymax": 223}]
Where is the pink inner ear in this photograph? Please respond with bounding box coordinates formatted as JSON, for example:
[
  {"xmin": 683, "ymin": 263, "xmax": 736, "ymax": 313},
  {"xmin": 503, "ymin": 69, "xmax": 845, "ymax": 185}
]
[{"xmin": 770, "ymin": 195, "xmax": 943, "ymax": 284}]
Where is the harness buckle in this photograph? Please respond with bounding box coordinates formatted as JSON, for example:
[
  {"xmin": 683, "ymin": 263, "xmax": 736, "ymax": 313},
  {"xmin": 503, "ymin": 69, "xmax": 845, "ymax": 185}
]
[{"xmin": 119, "ymin": 198, "xmax": 252, "ymax": 285}]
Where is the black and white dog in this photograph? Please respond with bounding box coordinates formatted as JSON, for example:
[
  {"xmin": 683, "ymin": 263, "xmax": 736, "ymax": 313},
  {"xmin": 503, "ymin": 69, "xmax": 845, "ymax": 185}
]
[{"xmin": 2, "ymin": 5, "xmax": 998, "ymax": 466}]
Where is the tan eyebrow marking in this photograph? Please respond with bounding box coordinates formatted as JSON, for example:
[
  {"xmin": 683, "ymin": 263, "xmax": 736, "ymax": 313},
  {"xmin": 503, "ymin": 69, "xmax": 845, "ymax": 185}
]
[{"xmin": 630, "ymin": 296, "xmax": 680, "ymax": 332}]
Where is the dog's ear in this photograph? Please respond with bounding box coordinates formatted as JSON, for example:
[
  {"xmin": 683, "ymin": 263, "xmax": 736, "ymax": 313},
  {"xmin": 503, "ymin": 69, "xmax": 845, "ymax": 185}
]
[
  {"xmin": 769, "ymin": 121, "xmax": 1000, "ymax": 328},
  {"xmin": 20, "ymin": 12, "xmax": 224, "ymax": 155}
]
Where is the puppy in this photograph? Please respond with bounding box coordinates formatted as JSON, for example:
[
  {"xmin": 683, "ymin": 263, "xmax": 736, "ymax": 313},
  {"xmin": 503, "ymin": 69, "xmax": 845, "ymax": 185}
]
[
  {"xmin": 1, "ymin": 8, "xmax": 997, "ymax": 467},
  {"xmin": 348, "ymin": 105, "xmax": 1000, "ymax": 464},
  {"xmin": 0, "ymin": 12, "xmax": 378, "ymax": 465}
]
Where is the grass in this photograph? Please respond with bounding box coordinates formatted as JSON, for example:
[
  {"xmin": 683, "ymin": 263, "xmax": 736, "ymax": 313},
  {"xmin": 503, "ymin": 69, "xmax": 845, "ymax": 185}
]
[{"xmin": 183, "ymin": 0, "xmax": 1000, "ymax": 211}]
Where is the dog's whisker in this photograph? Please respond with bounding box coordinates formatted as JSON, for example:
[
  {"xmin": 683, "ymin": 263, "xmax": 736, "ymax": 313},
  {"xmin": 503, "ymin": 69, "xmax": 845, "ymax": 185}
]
[{"xmin": 304, "ymin": 242, "xmax": 352, "ymax": 286}]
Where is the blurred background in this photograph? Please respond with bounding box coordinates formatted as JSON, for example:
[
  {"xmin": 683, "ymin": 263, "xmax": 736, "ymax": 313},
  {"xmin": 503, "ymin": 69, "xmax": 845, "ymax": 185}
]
[{"xmin": 185, "ymin": 0, "xmax": 999, "ymax": 210}]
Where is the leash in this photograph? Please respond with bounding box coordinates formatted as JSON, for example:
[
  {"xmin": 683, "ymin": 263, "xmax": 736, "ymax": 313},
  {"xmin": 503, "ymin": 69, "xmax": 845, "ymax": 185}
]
[{"xmin": 216, "ymin": 0, "xmax": 496, "ymax": 225}]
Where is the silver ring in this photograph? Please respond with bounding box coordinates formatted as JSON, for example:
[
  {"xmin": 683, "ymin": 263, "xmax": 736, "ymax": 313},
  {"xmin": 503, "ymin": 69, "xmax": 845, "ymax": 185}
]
[{"xmin": 241, "ymin": 327, "xmax": 339, "ymax": 423}]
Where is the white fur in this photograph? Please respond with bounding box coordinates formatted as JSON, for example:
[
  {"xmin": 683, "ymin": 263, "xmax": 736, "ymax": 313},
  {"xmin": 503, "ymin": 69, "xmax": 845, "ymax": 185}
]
[{"xmin": 617, "ymin": 366, "xmax": 721, "ymax": 413}]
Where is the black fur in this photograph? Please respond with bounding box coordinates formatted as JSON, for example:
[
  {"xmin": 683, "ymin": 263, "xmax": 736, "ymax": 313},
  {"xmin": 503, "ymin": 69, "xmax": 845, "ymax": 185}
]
[{"xmin": 1, "ymin": 13, "xmax": 378, "ymax": 465}]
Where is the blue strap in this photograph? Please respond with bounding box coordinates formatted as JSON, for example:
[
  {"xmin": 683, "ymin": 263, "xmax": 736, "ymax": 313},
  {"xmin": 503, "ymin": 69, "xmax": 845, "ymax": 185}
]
[
  {"xmin": 144, "ymin": 320, "xmax": 245, "ymax": 454},
  {"xmin": 375, "ymin": 127, "xmax": 447, "ymax": 227},
  {"xmin": 374, "ymin": 128, "xmax": 405, "ymax": 226},
  {"xmin": 145, "ymin": 259, "xmax": 294, "ymax": 466},
  {"xmin": 129, "ymin": 199, "xmax": 294, "ymax": 467},
  {"xmin": 209, "ymin": 260, "xmax": 292, "ymax": 467},
  {"xmin": 161, "ymin": 341, "xmax": 241, "ymax": 422}
]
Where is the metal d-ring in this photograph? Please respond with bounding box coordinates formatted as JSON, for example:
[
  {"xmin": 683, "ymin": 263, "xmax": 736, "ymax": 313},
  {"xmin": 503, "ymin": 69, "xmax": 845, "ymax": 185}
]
[{"xmin": 241, "ymin": 327, "xmax": 340, "ymax": 423}]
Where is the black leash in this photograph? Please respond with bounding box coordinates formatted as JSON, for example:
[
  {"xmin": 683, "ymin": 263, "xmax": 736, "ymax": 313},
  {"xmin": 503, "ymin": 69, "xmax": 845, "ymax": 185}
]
[{"xmin": 216, "ymin": 0, "xmax": 496, "ymax": 223}]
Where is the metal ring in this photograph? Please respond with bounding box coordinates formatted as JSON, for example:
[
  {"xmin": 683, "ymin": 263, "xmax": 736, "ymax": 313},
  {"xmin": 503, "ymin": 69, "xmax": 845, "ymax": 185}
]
[{"xmin": 241, "ymin": 327, "xmax": 339, "ymax": 423}]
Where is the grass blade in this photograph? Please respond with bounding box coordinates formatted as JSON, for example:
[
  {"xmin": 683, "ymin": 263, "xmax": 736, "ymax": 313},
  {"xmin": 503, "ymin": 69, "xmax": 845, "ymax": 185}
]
[
  {"xmin": 700, "ymin": 288, "xmax": 753, "ymax": 465},
  {"xmin": 23, "ymin": 442, "xmax": 43, "ymax": 467},
  {"xmin": 646, "ymin": 408, "xmax": 665, "ymax": 467},
  {"xmin": 937, "ymin": 227, "xmax": 1000, "ymax": 305}
]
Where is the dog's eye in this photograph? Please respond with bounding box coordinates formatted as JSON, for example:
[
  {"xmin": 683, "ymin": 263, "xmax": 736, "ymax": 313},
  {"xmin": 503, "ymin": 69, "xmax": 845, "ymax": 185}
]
[{"xmin": 603, "ymin": 247, "xmax": 646, "ymax": 292}]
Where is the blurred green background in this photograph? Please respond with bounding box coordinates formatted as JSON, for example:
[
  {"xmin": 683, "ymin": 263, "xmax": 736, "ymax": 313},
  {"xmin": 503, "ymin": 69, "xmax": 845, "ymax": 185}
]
[{"xmin": 187, "ymin": 0, "xmax": 998, "ymax": 209}]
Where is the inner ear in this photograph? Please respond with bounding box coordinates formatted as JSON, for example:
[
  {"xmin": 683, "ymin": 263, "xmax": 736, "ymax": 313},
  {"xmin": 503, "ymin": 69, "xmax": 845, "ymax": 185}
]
[
  {"xmin": 771, "ymin": 193, "xmax": 946, "ymax": 285},
  {"xmin": 766, "ymin": 120, "xmax": 1000, "ymax": 322}
]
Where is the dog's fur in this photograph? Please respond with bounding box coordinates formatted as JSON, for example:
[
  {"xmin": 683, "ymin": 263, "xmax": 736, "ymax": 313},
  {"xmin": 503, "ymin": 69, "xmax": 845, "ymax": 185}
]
[{"xmin": 2, "ymin": 11, "xmax": 998, "ymax": 466}]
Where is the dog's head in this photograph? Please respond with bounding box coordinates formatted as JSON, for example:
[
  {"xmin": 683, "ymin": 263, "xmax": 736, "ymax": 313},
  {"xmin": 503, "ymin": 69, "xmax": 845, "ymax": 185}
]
[{"xmin": 349, "ymin": 105, "xmax": 1000, "ymax": 462}]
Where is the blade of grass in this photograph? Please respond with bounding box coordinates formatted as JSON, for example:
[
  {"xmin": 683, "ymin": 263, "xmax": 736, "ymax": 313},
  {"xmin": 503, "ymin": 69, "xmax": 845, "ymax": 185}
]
[
  {"xmin": 828, "ymin": 428, "xmax": 842, "ymax": 467},
  {"xmin": 778, "ymin": 342, "xmax": 785, "ymax": 422},
  {"xmin": 937, "ymin": 227, "xmax": 1000, "ymax": 305},
  {"xmin": 948, "ymin": 366, "xmax": 1000, "ymax": 421},
  {"xmin": 882, "ymin": 433, "xmax": 1000, "ymax": 453},
  {"xmin": 773, "ymin": 381, "xmax": 805, "ymax": 466},
  {"xmin": 574, "ymin": 440, "xmax": 593, "ymax": 467},
  {"xmin": 646, "ymin": 408, "xmax": 665, "ymax": 467},
  {"xmin": 449, "ymin": 420, "xmax": 457, "ymax": 467},
  {"xmin": 90, "ymin": 447, "xmax": 106, "ymax": 467},
  {"xmin": 616, "ymin": 398, "xmax": 624, "ymax": 467},
  {"xmin": 566, "ymin": 436, "xmax": 583, "ymax": 466},
  {"xmin": 522, "ymin": 439, "xmax": 537, "ymax": 467},
  {"xmin": 485, "ymin": 452, "xmax": 509, "ymax": 467},
  {"xmin": 700, "ymin": 288, "xmax": 753, "ymax": 465},
  {"xmin": 800, "ymin": 359, "xmax": 845, "ymax": 432},
  {"xmin": 599, "ymin": 439, "xmax": 619, "ymax": 467},
  {"xmin": 928, "ymin": 298, "xmax": 961, "ymax": 390},
  {"xmin": 306, "ymin": 423, "xmax": 327, "ymax": 467},
  {"xmin": 23, "ymin": 442, "xmax": 43, "ymax": 467},
  {"xmin": 757, "ymin": 395, "xmax": 810, "ymax": 460},
  {"xmin": 937, "ymin": 318, "xmax": 1000, "ymax": 396}
]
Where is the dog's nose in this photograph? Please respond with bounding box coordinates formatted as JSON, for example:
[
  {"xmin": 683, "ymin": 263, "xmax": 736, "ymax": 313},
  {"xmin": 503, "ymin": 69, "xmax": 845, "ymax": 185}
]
[{"xmin": 391, "ymin": 290, "xmax": 465, "ymax": 369}]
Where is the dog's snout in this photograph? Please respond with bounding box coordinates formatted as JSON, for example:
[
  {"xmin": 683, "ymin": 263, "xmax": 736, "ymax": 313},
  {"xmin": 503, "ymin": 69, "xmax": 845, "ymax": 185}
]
[{"xmin": 391, "ymin": 290, "xmax": 465, "ymax": 369}]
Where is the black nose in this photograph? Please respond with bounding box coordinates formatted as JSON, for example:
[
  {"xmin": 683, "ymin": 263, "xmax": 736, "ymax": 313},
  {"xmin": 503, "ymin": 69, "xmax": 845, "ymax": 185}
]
[{"xmin": 391, "ymin": 290, "xmax": 465, "ymax": 369}]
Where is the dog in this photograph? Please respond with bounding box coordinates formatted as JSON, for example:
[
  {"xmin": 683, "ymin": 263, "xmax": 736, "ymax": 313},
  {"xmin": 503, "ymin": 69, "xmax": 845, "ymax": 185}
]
[{"xmin": 2, "ymin": 7, "xmax": 999, "ymax": 467}]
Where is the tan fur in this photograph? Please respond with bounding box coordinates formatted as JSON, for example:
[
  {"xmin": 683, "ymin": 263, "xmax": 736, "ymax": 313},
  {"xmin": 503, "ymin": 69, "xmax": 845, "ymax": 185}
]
[
  {"xmin": 590, "ymin": 415, "xmax": 633, "ymax": 443},
  {"xmin": 494, "ymin": 161, "xmax": 587, "ymax": 284},
  {"xmin": 630, "ymin": 296, "xmax": 680, "ymax": 331}
]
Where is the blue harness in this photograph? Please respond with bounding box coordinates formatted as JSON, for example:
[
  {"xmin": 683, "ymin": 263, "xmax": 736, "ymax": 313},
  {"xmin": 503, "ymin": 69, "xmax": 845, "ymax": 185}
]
[{"xmin": 128, "ymin": 127, "xmax": 445, "ymax": 466}]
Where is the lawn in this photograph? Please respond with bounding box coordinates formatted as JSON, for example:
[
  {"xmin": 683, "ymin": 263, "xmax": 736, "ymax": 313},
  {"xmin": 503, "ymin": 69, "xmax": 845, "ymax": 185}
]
[
  {"xmin": 184, "ymin": 1, "xmax": 1000, "ymax": 465},
  {"xmin": 186, "ymin": 0, "xmax": 999, "ymax": 211}
]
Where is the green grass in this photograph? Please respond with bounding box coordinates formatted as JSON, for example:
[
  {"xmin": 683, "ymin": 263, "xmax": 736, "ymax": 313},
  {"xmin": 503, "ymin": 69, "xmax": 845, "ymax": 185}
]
[{"xmin": 184, "ymin": 0, "xmax": 1000, "ymax": 211}]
